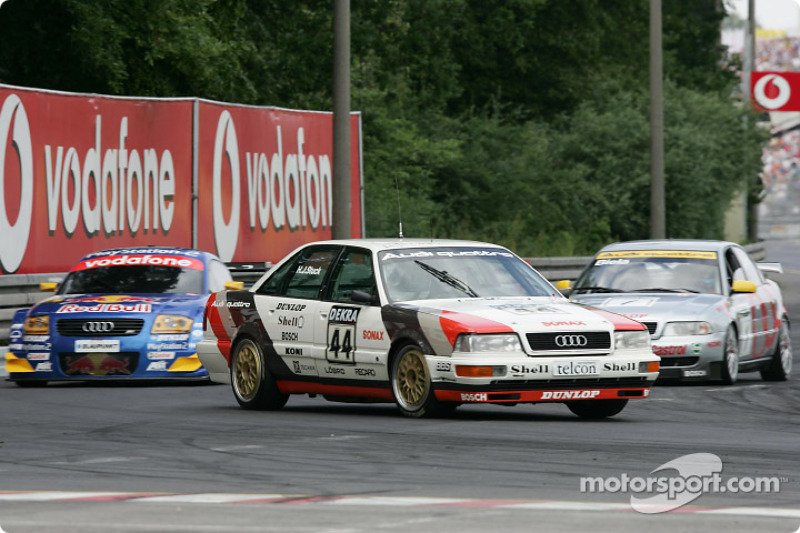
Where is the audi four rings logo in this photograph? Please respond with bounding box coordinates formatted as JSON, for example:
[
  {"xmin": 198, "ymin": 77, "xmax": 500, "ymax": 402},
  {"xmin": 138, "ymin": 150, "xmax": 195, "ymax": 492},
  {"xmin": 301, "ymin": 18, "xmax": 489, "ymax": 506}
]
[
  {"xmin": 554, "ymin": 334, "xmax": 588, "ymax": 347},
  {"xmin": 82, "ymin": 321, "xmax": 115, "ymax": 333}
]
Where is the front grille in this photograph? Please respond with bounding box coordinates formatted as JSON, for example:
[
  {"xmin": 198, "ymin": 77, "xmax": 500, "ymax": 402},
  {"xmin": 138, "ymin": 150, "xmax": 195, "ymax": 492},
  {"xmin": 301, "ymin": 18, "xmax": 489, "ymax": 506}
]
[
  {"xmin": 660, "ymin": 356, "xmax": 699, "ymax": 368},
  {"xmin": 58, "ymin": 353, "xmax": 139, "ymax": 375},
  {"xmin": 56, "ymin": 318, "xmax": 145, "ymax": 337},
  {"xmin": 526, "ymin": 331, "xmax": 611, "ymax": 352},
  {"xmin": 642, "ymin": 322, "xmax": 657, "ymax": 335}
]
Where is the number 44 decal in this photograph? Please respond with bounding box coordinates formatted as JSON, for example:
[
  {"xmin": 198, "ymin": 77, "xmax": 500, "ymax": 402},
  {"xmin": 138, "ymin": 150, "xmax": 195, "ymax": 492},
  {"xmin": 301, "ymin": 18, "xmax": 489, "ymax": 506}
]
[{"xmin": 327, "ymin": 325, "xmax": 356, "ymax": 363}]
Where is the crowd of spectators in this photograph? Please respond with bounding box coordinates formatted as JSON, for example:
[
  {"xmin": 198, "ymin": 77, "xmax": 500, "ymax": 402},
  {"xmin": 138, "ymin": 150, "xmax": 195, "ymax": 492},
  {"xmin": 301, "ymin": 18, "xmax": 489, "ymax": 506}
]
[{"xmin": 752, "ymin": 37, "xmax": 800, "ymax": 218}]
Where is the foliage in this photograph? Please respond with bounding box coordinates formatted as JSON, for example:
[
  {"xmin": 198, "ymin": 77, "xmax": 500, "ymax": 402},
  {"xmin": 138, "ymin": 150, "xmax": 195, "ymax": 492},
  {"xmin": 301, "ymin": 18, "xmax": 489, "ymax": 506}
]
[{"xmin": 0, "ymin": 0, "xmax": 763, "ymax": 256}]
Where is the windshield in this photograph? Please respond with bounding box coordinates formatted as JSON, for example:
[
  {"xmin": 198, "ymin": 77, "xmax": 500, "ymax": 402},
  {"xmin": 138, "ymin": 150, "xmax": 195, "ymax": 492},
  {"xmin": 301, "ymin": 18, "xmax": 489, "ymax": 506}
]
[
  {"xmin": 572, "ymin": 250, "xmax": 722, "ymax": 295},
  {"xmin": 59, "ymin": 263, "xmax": 204, "ymax": 295},
  {"xmin": 378, "ymin": 247, "xmax": 556, "ymax": 302}
]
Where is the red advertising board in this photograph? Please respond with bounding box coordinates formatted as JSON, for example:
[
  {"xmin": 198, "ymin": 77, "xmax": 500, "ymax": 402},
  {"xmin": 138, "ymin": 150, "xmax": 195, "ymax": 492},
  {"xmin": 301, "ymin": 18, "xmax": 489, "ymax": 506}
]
[
  {"xmin": 751, "ymin": 72, "xmax": 800, "ymax": 112},
  {"xmin": 0, "ymin": 84, "xmax": 362, "ymax": 274},
  {"xmin": 196, "ymin": 101, "xmax": 363, "ymax": 264}
]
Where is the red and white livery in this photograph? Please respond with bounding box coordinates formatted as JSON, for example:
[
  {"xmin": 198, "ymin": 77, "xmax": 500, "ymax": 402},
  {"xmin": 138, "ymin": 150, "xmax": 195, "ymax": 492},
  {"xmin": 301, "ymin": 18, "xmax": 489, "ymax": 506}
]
[{"xmin": 198, "ymin": 239, "xmax": 660, "ymax": 418}]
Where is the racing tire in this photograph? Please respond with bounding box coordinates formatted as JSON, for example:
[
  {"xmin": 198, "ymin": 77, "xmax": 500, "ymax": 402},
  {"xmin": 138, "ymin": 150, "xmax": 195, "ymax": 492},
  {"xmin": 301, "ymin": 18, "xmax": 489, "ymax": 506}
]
[
  {"xmin": 761, "ymin": 319, "xmax": 792, "ymax": 381},
  {"xmin": 566, "ymin": 399, "xmax": 628, "ymax": 419},
  {"xmin": 390, "ymin": 343, "xmax": 450, "ymax": 418},
  {"xmin": 721, "ymin": 325, "xmax": 739, "ymax": 385},
  {"xmin": 231, "ymin": 338, "xmax": 288, "ymax": 411}
]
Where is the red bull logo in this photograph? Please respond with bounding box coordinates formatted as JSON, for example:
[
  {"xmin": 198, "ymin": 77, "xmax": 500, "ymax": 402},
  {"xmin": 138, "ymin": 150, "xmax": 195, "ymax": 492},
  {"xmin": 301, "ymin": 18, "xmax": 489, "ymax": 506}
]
[
  {"xmin": 64, "ymin": 354, "xmax": 133, "ymax": 375},
  {"xmin": 57, "ymin": 303, "xmax": 153, "ymax": 313}
]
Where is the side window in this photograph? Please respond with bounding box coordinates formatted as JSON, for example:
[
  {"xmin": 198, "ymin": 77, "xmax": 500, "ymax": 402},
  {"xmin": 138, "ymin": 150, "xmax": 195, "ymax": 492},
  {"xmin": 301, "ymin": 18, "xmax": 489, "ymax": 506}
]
[
  {"xmin": 257, "ymin": 246, "xmax": 340, "ymax": 299},
  {"xmin": 256, "ymin": 254, "xmax": 299, "ymax": 296},
  {"xmin": 725, "ymin": 250, "xmax": 743, "ymax": 286},
  {"xmin": 207, "ymin": 260, "xmax": 234, "ymax": 293},
  {"xmin": 328, "ymin": 249, "xmax": 376, "ymax": 304}
]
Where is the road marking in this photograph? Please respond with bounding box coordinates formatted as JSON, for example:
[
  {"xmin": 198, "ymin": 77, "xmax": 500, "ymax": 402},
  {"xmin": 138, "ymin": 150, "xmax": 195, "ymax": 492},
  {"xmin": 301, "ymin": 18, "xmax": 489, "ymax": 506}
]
[{"xmin": 0, "ymin": 491, "xmax": 797, "ymax": 518}]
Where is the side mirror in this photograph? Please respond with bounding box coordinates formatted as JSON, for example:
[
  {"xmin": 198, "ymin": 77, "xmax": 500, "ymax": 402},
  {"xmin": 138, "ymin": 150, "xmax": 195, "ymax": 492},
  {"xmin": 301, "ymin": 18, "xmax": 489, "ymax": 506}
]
[
  {"xmin": 224, "ymin": 281, "xmax": 245, "ymax": 290},
  {"xmin": 731, "ymin": 280, "xmax": 756, "ymax": 293},
  {"xmin": 555, "ymin": 279, "xmax": 572, "ymax": 297},
  {"xmin": 39, "ymin": 282, "xmax": 58, "ymax": 292},
  {"xmin": 352, "ymin": 289, "xmax": 379, "ymax": 305}
]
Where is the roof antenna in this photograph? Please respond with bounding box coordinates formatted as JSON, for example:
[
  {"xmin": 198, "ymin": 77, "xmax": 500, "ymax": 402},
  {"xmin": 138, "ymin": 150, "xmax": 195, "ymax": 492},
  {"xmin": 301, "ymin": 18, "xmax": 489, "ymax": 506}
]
[{"xmin": 394, "ymin": 175, "xmax": 404, "ymax": 238}]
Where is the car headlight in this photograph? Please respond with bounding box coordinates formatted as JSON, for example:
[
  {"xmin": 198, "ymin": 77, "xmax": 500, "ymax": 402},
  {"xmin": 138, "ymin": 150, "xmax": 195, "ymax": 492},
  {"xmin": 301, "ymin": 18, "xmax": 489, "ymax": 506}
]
[
  {"xmin": 453, "ymin": 333, "xmax": 522, "ymax": 353},
  {"xmin": 662, "ymin": 321, "xmax": 711, "ymax": 336},
  {"xmin": 24, "ymin": 315, "xmax": 49, "ymax": 335},
  {"xmin": 614, "ymin": 330, "xmax": 651, "ymax": 350},
  {"xmin": 151, "ymin": 315, "xmax": 193, "ymax": 334}
]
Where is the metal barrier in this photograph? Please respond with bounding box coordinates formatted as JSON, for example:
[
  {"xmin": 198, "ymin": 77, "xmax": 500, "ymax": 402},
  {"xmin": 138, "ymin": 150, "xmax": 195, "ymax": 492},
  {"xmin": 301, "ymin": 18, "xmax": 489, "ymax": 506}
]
[{"xmin": 0, "ymin": 242, "xmax": 766, "ymax": 344}]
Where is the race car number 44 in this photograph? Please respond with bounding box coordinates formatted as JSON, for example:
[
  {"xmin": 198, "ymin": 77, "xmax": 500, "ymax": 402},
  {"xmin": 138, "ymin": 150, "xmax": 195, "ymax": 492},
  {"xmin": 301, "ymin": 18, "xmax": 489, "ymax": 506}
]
[{"xmin": 554, "ymin": 361, "xmax": 599, "ymax": 376}]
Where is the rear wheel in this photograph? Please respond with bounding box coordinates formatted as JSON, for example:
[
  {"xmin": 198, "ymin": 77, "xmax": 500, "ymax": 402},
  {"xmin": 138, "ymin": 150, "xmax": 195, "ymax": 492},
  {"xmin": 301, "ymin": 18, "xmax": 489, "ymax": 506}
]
[
  {"xmin": 390, "ymin": 344, "xmax": 450, "ymax": 417},
  {"xmin": 231, "ymin": 338, "xmax": 288, "ymax": 410},
  {"xmin": 761, "ymin": 320, "xmax": 792, "ymax": 381},
  {"xmin": 721, "ymin": 325, "xmax": 739, "ymax": 385},
  {"xmin": 566, "ymin": 399, "xmax": 628, "ymax": 419}
]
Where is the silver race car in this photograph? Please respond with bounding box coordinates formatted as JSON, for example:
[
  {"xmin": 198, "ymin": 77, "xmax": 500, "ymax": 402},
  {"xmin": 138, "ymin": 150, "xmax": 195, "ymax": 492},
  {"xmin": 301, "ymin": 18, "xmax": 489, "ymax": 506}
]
[{"xmin": 560, "ymin": 240, "xmax": 791, "ymax": 384}]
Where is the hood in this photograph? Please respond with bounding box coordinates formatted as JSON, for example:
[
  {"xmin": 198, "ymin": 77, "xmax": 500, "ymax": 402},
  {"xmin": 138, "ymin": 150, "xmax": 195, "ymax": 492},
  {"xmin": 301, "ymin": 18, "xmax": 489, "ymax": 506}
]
[
  {"xmin": 29, "ymin": 293, "xmax": 210, "ymax": 318},
  {"xmin": 570, "ymin": 292, "xmax": 725, "ymax": 323},
  {"xmin": 399, "ymin": 296, "xmax": 641, "ymax": 332}
]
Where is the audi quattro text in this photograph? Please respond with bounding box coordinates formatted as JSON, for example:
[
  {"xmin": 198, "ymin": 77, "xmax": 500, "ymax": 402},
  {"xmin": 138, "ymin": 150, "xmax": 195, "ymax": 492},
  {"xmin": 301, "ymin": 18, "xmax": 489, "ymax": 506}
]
[
  {"xmin": 560, "ymin": 239, "xmax": 791, "ymax": 384},
  {"xmin": 197, "ymin": 239, "xmax": 660, "ymax": 418},
  {"xmin": 5, "ymin": 247, "xmax": 242, "ymax": 385}
]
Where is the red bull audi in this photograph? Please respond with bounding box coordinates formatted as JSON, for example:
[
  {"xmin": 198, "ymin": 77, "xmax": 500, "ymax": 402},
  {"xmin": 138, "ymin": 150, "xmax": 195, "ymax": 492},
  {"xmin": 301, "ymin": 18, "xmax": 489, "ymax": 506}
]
[
  {"xmin": 5, "ymin": 247, "xmax": 243, "ymax": 385},
  {"xmin": 197, "ymin": 239, "xmax": 661, "ymax": 419}
]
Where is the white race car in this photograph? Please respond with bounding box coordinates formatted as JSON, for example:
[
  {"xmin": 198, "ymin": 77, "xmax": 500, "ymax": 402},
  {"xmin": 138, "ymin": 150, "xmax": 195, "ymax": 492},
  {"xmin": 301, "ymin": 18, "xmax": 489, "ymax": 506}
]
[{"xmin": 198, "ymin": 239, "xmax": 660, "ymax": 418}]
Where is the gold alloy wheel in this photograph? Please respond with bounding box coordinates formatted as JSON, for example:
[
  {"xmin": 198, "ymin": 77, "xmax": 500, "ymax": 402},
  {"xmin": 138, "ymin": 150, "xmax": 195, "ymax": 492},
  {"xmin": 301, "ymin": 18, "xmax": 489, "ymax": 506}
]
[
  {"xmin": 395, "ymin": 347, "xmax": 430, "ymax": 409},
  {"xmin": 234, "ymin": 341, "xmax": 262, "ymax": 402}
]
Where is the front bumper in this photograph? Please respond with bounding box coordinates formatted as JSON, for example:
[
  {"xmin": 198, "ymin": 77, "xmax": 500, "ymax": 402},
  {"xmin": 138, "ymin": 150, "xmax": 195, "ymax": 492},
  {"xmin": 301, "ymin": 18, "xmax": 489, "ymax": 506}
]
[
  {"xmin": 426, "ymin": 352, "xmax": 660, "ymax": 404},
  {"xmin": 651, "ymin": 333, "xmax": 725, "ymax": 380}
]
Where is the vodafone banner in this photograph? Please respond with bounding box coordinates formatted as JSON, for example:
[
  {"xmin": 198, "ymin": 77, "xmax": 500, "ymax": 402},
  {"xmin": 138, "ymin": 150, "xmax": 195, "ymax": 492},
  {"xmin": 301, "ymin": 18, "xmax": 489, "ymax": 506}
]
[
  {"xmin": 751, "ymin": 72, "xmax": 800, "ymax": 112},
  {"xmin": 196, "ymin": 101, "xmax": 362, "ymax": 263},
  {"xmin": 0, "ymin": 84, "xmax": 362, "ymax": 274}
]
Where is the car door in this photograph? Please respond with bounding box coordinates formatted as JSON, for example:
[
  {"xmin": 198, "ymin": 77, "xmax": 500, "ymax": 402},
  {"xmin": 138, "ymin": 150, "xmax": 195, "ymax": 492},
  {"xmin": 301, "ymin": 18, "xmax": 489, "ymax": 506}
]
[
  {"xmin": 725, "ymin": 246, "xmax": 777, "ymax": 362},
  {"xmin": 731, "ymin": 247, "xmax": 779, "ymax": 361},
  {"xmin": 255, "ymin": 245, "xmax": 341, "ymax": 379},
  {"xmin": 313, "ymin": 247, "xmax": 390, "ymax": 382}
]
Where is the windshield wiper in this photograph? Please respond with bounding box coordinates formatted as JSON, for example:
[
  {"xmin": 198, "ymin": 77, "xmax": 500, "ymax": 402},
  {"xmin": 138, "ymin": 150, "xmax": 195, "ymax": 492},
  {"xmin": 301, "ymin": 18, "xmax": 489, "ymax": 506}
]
[
  {"xmin": 631, "ymin": 288, "xmax": 699, "ymax": 294},
  {"xmin": 414, "ymin": 260, "xmax": 479, "ymax": 298},
  {"xmin": 571, "ymin": 286, "xmax": 624, "ymax": 294}
]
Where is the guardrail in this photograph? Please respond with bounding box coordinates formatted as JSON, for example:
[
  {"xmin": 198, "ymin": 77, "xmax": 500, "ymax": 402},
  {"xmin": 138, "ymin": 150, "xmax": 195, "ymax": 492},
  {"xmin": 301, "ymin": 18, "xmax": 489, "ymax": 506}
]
[{"xmin": 0, "ymin": 242, "xmax": 766, "ymax": 344}]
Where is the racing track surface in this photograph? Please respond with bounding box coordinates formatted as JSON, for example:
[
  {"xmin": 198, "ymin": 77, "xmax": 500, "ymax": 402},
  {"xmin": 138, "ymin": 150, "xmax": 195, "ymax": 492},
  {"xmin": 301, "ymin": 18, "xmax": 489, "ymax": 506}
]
[{"xmin": 1, "ymin": 241, "xmax": 799, "ymax": 533}]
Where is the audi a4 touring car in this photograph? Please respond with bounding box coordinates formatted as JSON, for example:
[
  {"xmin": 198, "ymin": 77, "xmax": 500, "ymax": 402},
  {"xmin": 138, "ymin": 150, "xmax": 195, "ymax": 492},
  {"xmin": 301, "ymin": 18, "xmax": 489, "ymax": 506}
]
[
  {"xmin": 558, "ymin": 240, "xmax": 791, "ymax": 384},
  {"xmin": 197, "ymin": 239, "xmax": 661, "ymax": 418},
  {"xmin": 6, "ymin": 247, "xmax": 243, "ymax": 385}
]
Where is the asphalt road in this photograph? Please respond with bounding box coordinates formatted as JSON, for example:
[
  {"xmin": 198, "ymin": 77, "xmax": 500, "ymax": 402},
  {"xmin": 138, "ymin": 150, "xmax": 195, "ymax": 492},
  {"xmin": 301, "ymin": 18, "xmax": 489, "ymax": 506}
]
[{"xmin": 1, "ymin": 240, "xmax": 799, "ymax": 533}]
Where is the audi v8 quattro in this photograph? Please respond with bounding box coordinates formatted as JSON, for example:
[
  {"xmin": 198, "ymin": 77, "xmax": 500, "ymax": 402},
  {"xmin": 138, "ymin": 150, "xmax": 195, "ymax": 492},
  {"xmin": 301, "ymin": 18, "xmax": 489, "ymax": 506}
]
[
  {"xmin": 558, "ymin": 240, "xmax": 791, "ymax": 384},
  {"xmin": 197, "ymin": 239, "xmax": 660, "ymax": 419},
  {"xmin": 5, "ymin": 247, "xmax": 243, "ymax": 385}
]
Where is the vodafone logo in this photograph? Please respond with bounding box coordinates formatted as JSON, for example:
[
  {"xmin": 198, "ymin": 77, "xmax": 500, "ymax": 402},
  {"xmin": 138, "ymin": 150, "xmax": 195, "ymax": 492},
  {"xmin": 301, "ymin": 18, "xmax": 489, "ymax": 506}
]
[
  {"xmin": 753, "ymin": 74, "xmax": 791, "ymax": 110},
  {"xmin": 0, "ymin": 94, "xmax": 33, "ymax": 273},
  {"xmin": 212, "ymin": 110, "xmax": 241, "ymax": 262}
]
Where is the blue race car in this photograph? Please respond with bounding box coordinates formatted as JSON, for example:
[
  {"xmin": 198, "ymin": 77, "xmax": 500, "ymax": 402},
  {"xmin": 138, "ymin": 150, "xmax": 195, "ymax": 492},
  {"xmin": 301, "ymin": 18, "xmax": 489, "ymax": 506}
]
[{"xmin": 5, "ymin": 247, "xmax": 242, "ymax": 386}]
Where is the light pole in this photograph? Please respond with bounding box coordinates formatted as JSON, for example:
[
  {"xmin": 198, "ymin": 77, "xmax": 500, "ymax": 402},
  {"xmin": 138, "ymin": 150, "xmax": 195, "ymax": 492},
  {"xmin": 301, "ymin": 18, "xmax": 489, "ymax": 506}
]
[
  {"xmin": 332, "ymin": 0, "xmax": 351, "ymax": 239},
  {"xmin": 650, "ymin": 0, "xmax": 665, "ymax": 239}
]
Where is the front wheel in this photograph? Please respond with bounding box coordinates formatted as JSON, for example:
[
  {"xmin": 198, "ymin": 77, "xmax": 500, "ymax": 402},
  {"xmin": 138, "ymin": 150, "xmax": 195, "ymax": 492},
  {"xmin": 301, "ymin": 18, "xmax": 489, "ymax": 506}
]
[
  {"xmin": 231, "ymin": 338, "xmax": 288, "ymax": 410},
  {"xmin": 390, "ymin": 344, "xmax": 449, "ymax": 417},
  {"xmin": 761, "ymin": 320, "xmax": 792, "ymax": 381},
  {"xmin": 566, "ymin": 399, "xmax": 628, "ymax": 419},
  {"xmin": 721, "ymin": 325, "xmax": 739, "ymax": 385}
]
